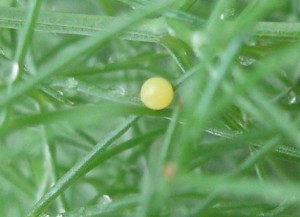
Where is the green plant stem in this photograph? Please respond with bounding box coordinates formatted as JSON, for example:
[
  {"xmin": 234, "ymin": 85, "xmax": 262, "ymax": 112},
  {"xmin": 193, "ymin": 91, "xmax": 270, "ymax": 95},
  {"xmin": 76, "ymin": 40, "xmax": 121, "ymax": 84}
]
[
  {"xmin": 1, "ymin": 7, "xmax": 300, "ymax": 43},
  {"xmin": 14, "ymin": 0, "xmax": 42, "ymax": 74},
  {"xmin": 138, "ymin": 107, "xmax": 180, "ymax": 217},
  {"xmin": 157, "ymin": 106, "xmax": 180, "ymax": 169},
  {"xmin": 42, "ymin": 126, "xmax": 69, "ymax": 212}
]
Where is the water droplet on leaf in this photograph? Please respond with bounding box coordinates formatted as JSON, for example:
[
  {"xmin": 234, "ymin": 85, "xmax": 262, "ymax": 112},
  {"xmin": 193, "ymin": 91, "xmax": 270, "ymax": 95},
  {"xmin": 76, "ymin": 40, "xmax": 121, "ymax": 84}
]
[
  {"xmin": 108, "ymin": 86, "xmax": 126, "ymax": 97},
  {"xmin": 220, "ymin": 8, "xmax": 236, "ymax": 20},
  {"xmin": 66, "ymin": 77, "xmax": 79, "ymax": 89},
  {"xmin": 0, "ymin": 58, "xmax": 19, "ymax": 86},
  {"xmin": 11, "ymin": 62, "xmax": 19, "ymax": 82},
  {"xmin": 98, "ymin": 194, "xmax": 112, "ymax": 209},
  {"xmin": 62, "ymin": 77, "xmax": 79, "ymax": 97},
  {"xmin": 288, "ymin": 91, "xmax": 297, "ymax": 104},
  {"xmin": 238, "ymin": 55, "xmax": 256, "ymax": 67},
  {"xmin": 167, "ymin": 26, "xmax": 176, "ymax": 36},
  {"xmin": 57, "ymin": 90, "xmax": 64, "ymax": 96},
  {"xmin": 39, "ymin": 214, "xmax": 50, "ymax": 217}
]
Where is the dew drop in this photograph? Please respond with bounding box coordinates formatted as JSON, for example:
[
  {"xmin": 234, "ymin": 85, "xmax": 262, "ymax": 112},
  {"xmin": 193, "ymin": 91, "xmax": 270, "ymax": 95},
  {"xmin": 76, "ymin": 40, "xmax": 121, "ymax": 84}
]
[
  {"xmin": 220, "ymin": 8, "xmax": 236, "ymax": 21},
  {"xmin": 288, "ymin": 91, "xmax": 297, "ymax": 104},
  {"xmin": 108, "ymin": 86, "xmax": 126, "ymax": 97},
  {"xmin": 62, "ymin": 77, "xmax": 79, "ymax": 97},
  {"xmin": 66, "ymin": 77, "xmax": 79, "ymax": 89},
  {"xmin": 97, "ymin": 194, "xmax": 112, "ymax": 209},
  {"xmin": 10, "ymin": 62, "xmax": 19, "ymax": 82},
  {"xmin": 39, "ymin": 214, "xmax": 50, "ymax": 217},
  {"xmin": 220, "ymin": 13, "xmax": 225, "ymax": 20},
  {"xmin": 86, "ymin": 56, "xmax": 98, "ymax": 67},
  {"xmin": 57, "ymin": 90, "xmax": 64, "ymax": 96},
  {"xmin": 167, "ymin": 26, "xmax": 176, "ymax": 36},
  {"xmin": 108, "ymin": 54, "xmax": 126, "ymax": 64},
  {"xmin": 0, "ymin": 58, "xmax": 19, "ymax": 86},
  {"xmin": 238, "ymin": 55, "xmax": 256, "ymax": 67},
  {"xmin": 130, "ymin": 96, "xmax": 141, "ymax": 104}
]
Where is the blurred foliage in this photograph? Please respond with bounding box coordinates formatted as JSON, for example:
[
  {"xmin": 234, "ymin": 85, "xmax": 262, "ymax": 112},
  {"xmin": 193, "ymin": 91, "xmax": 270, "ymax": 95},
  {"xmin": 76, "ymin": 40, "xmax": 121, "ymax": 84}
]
[{"xmin": 1, "ymin": 0, "xmax": 300, "ymax": 216}]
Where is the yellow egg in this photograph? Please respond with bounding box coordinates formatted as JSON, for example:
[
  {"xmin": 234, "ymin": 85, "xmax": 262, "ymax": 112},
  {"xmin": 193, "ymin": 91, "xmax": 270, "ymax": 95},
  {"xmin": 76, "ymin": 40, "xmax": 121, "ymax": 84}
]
[{"xmin": 140, "ymin": 77, "xmax": 174, "ymax": 110}]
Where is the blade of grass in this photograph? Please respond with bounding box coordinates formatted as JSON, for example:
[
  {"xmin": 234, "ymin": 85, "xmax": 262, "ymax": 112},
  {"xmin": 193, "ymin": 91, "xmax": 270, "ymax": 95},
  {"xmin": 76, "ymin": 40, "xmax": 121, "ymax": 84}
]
[
  {"xmin": 232, "ymin": 137, "xmax": 281, "ymax": 175},
  {"xmin": 160, "ymin": 35, "xmax": 195, "ymax": 73},
  {"xmin": 0, "ymin": 6, "xmax": 167, "ymax": 42},
  {"xmin": 190, "ymin": 137, "xmax": 281, "ymax": 215},
  {"xmin": 0, "ymin": 103, "xmax": 172, "ymax": 137},
  {"xmin": 119, "ymin": 0, "xmax": 206, "ymax": 26},
  {"xmin": 41, "ymin": 126, "xmax": 69, "ymax": 212},
  {"xmin": 14, "ymin": 0, "xmax": 42, "ymax": 75},
  {"xmin": 50, "ymin": 51, "xmax": 168, "ymax": 76},
  {"xmin": 27, "ymin": 116, "xmax": 137, "ymax": 217},
  {"xmin": 0, "ymin": 165, "xmax": 35, "ymax": 198},
  {"xmin": 35, "ymin": 127, "xmax": 163, "ymax": 217},
  {"xmin": 177, "ymin": 36, "xmax": 242, "ymax": 169},
  {"xmin": 238, "ymin": 90, "xmax": 300, "ymax": 149},
  {"xmin": 174, "ymin": 1, "xmax": 292, "ymax": 88},
  {"xmin": 157, "ymin": 106, "xmax": 180, "ymax": 169},
  {"xmin": 178, "ymin": 174, "xmax": 300, "ymax": 205},
  {"xmin": 200, "ymin": 129, "xmax": 300, "ymax": 163},
  {"xmin": 2, "ymin": 6, "xmax": 300, "ymax": 43},
  {"xmin": 39, "ymin": 86, "xmax": 74, "ymax": 105},
  {"xmin": 255, "ymin": 22, "xmax": 300, "ymax": 41},
  {"xmin": 137, "ymin": 107, "xmax": 180, "ymax": 217},
  {"xmin": 179, "ymin": 41, "xmax": 300, "ymax": 153}
]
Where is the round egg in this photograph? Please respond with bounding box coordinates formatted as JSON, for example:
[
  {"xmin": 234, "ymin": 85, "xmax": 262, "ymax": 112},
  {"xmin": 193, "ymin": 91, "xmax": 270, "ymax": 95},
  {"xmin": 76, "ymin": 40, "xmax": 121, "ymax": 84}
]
[{"xmin": 140, "ymin": 77, "xmax": 174, "ymax": 110}]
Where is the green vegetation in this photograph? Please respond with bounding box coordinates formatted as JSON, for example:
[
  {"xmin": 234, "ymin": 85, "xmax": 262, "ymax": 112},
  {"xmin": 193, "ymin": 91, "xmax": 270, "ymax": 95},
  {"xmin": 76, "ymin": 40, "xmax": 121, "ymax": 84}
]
[{"xmin": 1, "ymin": 0, "xmax": 300, "ymax": 216}]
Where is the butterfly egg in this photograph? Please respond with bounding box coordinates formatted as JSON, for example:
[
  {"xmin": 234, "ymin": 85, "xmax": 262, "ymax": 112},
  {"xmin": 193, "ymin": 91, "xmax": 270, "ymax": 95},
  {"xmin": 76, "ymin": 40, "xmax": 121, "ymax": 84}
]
[{"xmin": 140, "ymin": 77, "xmax": 174, "ymax": 110}]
